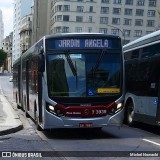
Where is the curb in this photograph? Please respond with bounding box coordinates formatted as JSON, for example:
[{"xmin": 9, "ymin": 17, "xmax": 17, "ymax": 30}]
[
  {"xmin": 0, "ymin": 123, "xmax": 23, "ymax": 136},
  {"xmin": 0, "ymin": 86, "xmax": 23, "ymax": 136}
]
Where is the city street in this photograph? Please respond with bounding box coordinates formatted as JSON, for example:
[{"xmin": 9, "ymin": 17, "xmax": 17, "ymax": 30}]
[{"xmin": 0, "ymin": 74, "xmax": 160, "ymax": 160}]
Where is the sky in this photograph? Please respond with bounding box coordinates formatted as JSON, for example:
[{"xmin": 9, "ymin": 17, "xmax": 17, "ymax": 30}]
[{"xmin": 0, "ymin": 0, "xmax": 14, "ymax": 37}]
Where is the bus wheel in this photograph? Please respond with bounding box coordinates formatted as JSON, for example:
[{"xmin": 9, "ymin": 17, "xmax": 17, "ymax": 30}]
[
  {"xmin": 25, "ymin": 109, "xmax": 30, "ymax": 118},
  {"xmin": 127, "ymin": 102, "xmax": 134, "ymax": 126},
  {"xmin": 16, "ymin": 94, "xmax": 20, "ymax": 109}
]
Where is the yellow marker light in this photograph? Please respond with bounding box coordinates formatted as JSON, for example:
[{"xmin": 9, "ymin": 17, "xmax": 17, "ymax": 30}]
[
  {"xmin": 49, "ymin": 105, "xmax": 55, "ymax": 111},
  {"xmin": 117, "ymin": 103, "xmax": 122, "ymax": 109},
  {"xmin": 97, "ymin": 88, "xmax": 120, "ymax": 93}
]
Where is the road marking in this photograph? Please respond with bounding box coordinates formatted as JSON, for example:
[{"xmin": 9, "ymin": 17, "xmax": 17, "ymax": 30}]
[{"xmin": 143, "ymin": 139, "xmax": 160, "ymax": 147}]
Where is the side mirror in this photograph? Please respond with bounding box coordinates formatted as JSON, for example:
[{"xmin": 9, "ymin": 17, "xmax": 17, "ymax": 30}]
[{"xmin": 38, "ymin": 54, "xmax": 45, "ymax": 72}]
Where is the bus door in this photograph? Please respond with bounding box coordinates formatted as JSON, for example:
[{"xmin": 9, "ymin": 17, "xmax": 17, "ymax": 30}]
[
  {"xmin": 18, "ymin": 64, "xmax": 21, "ymax": 106},
  {"xmin": 38, "ymin": 65, "xmax": 43, "ymax": 123},
  {"xmin": 150, "ymin": 56, "xmax": 160, "ymax": 124},
  {"xmin": 26, "ymin": 61, "xmax": 29, "ymax": 111},
  {"xmin": 136, "ymin": 49, "xmax": 151, "ymax": 115}
]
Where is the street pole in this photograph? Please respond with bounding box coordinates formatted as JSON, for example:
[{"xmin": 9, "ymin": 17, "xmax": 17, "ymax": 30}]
[{"xmin": 105, "ymin": 24, "xmax": 125, "ymax": 45}]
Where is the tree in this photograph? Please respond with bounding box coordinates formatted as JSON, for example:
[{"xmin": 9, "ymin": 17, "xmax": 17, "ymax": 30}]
[{"xmin": 0, "ymin": 49, "xmax": 7, "ymax": 67}]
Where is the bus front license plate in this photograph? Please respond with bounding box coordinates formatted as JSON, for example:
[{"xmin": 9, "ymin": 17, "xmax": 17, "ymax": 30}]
[{"xmin": 79, "ymin": 123, "xmax": 93, "ymax": 128}]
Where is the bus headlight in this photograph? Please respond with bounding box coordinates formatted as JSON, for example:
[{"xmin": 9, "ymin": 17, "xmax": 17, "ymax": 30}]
[
  {"xmin": 47, "ymin": 103, "xmax": 65, "ymax": 117},
  {"xmin": 117, "ymin": 103, "xmax": 122, "ymax": 109},
  {"xmin": 108, "ymin": 102, "xmax": 123, "ymax": 115},
  {"xmin": 49, "ymin": 105, "xmax": 55, "ymax": 112}
]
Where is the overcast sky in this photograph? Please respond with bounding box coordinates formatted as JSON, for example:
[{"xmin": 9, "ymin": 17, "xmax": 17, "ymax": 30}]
[{"xmin": 0, "ymin": 0, "xmax": 14, "ymax": 37}]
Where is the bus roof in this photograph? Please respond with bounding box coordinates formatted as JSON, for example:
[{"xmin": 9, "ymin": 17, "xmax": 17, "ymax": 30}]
[
  {"xmin": 123, "ymin": 30, "xmax": 160, "ymax": 51},
  {"xmin": 44, "ymin": 32, "xmax": 121, "ymax": 39}
]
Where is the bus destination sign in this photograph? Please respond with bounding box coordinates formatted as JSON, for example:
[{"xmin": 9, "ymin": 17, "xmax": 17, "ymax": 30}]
[
  {"xmin": 47, "ymin": 38, "xmax": 120, "ymax": 50},
  {"xmin": 58, "ymin": 39, "xmax": 108, "ymax": 48}
]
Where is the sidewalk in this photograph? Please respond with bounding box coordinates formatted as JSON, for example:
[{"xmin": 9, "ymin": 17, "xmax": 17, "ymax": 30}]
[{"xmin": 0, "ymin": 88, "xmax": 23, "ymax": 136}]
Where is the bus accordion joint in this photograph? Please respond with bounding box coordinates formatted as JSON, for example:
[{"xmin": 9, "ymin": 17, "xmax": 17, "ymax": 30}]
[{"xmin": 46, "ymin": 102, "xmax": 123, "ymax": 118}]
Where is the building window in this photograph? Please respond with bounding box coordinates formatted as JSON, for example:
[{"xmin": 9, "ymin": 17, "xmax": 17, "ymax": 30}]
[
  {"xmin": 77, "ymin": 6, "xmax": 83, "ymax": 12},
  {"xmin": 55, "ymin": 26, "xmax": 62, "ymax": 33},
  {"xmin": 76, "ymin": 16, "xmax": 83, "ymax": 22},
  {"xmin": 77, "ymin": 0, "xmax": 83, "ymax": 2},
  {"xmin": 137, "ymin": 0, "xmax": 145, "ymax": 6},
  {"xmin": 147, "ymin": 20, "xmax": 155, "ymax": 27},
  {"xmin": 125, "ymin": 0, "xmax": 133, "ymax": 5},
  {"xmin": 101, "ymin": 7, "xmax": 109, "ymax": 14},
  {"xmin": 149, "ymin": 0, "xmax": 156, "ymax": 7},
  {"xmin": 135, "ymin": 19, "xmax": 143, "ymax": 26},
  {"xmin": 99, "ymin": 28, "xmax": 107, "ymax": 34},
  {"xmin": 63, "ymin": 15, "xmax": 69, "ymax": 21},
  {"xmin": 134, "ymin": 30, "xmax": 142, "ymax": 37},
  {"xmin": 63, "ymin": 5, "xmax": 70, "ymax": 11},
  {"xmin": 114, "ymin": 0, "xmax": 121, "ymax": 4},
  {"xmin": 63, "ymin": 26, "xmax": 69, "ymax": 33},
  {"xmin": 56, "ymin": 15, "xmax": 62, "ymax": 21},
  {"xmin": 111, "ymin": 29, "xmax": 119, "ymax": 35},
  {"xmin": 100, "ymin": 17, "xmax": 108, "ymax": 24},
  {"xmin": 89, "ymin": 6, "xmax": 93, "ymax": 12},
  {"xmin": 124, "ymin": 18, "xmax": 132, "ymax": 26},
  {"xmin": 147, "ymin": 10, "xmax": 155, "ymax": 17},
  {"xmin": 146, "ymin": 31, "xmax": 153, "ymax": 34},
  {"xmin": 75, "ymin": 27, "xmax": 82, "ymax": 32},
  {"xmin": 88, "ymin": 27, "xmax": 92, "ymax": 32},
  {"xmin": 136, "ymin": 9, "xmax": 144, "ymax": 16},
  {"xmin": 125, "ymin": 8, "xmax": 132, "ymax": 15},
  {"xmin": 88, "ymin": 16, "xmax": 92, "ymax": 22},
  {"xmin": 101, "ymin": 0, "xmax": 109, "ymax": 3},
  {"xmin": 123, "ymin": 30, "xmax": 131, "ymax": 37},
  {"xmin": 112, "ymin": 18, "xmax": 120, "ymax": 25},
  {"xmin": 113, "ymin": 8, "xmax": 121, "ymax": 14},
  {"xmin": 56, "ymin": 5, "xmax": 62, "ymax": 11}
]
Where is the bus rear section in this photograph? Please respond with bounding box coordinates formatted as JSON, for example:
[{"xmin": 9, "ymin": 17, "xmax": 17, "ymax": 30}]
[{"xmin": 40, "ymin": 34, "xmax": 124, "ymax": 129}]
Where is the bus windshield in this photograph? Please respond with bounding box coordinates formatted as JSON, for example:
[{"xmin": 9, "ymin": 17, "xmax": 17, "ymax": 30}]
[{"xmin": 47, "ymin": 50, "xmax": 121, "ymax": 98}]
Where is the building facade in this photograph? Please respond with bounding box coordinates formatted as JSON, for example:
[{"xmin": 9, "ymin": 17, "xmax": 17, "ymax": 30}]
[
  {"xmin": 12, "ymin": 0, "xmax": 33, "ymax": 63},
  {"xmin": 1, "ymin": 32, "xmax": 13, "ymax": 73},
  {"xmin": 31, "ymin": 0, "xmax": 51, "ymax": 45},
  {"xmin": 13, "ymin": 0, "xmax": 160, "ymax": 62},
  {"xmin": 0, "ymin": 9, "xmax": 4, "ymax": 48},
  {"xmin": 20, "ymin": 14, "xmax": 32, "ymax": 53},
  {"xmin": 49, "ymin": 0, "xmax": 160, "ymax": 44}
]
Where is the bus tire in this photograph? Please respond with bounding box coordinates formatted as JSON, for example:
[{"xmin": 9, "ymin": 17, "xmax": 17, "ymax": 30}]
[
  {"xmin": 24, "ymin": 97, "xmax": 29, "ymax": 118},
  {"xmin": 127, "ymin": 102, "xmax": 135, "ymax": 126},
  {"xmin": 25, "ymin": 110, "xmax": 30, "ymax": 118},
  {"xmin": 16, "ymin": 94, "xmax": 21, "ymax": 109}
]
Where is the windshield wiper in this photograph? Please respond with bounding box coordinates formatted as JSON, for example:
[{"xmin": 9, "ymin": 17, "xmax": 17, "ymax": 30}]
[
  {"xmin": 64, "ymin": 51, "xmax": 78, "ymax": 88},
  {"xmin": 92, "ymin": 50, "xmax": 105, "ymax": 75}
]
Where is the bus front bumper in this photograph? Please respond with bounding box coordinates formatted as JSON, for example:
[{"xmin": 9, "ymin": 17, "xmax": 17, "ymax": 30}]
[{"xmin": 44, "ymin": 108, "xmax": 124, "ymax": 129}]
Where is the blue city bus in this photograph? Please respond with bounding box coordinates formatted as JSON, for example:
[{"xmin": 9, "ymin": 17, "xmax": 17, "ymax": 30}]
[{"xmin": 13, "ymin": 33, "xmax": 124, "ymax": 130}]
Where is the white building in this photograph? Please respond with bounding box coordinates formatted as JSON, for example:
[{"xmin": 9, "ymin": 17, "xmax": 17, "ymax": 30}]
[
  {"xmin": 13, "ymin": 0, "xmax": 160, "ymax": 62},
  {"xmin": 0, "ymin": 9, "xmax": 4, "ymax": 48},
  {"xmin": 50, "ymin": 0, "xmax": 160, "ymax": 44},
  {"xmin": 12, "ymin": 0, "xmax": 33, "ymax": 63}
]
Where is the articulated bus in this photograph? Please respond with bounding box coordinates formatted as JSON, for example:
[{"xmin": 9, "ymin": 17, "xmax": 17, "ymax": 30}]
[
  {"xmin": 13, "ymin": 33, "xmax": 124, "ymax": 130},
  {"xmin": 123, "ymin": 30, "xmax": 160, "ymax": 126}
]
